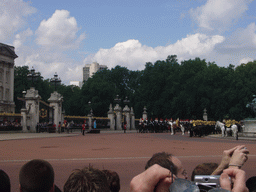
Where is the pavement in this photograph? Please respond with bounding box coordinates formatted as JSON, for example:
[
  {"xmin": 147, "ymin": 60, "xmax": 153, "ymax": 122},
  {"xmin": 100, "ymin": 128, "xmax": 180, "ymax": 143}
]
[
  {"xmin": 207, "ymin": 133, "xmax": 256, "ymax": 141},
  {"xmin": 0, "ymin": 130, "xmax": 256, "ymax": 141},
  {"xmin": 0, "ymin": 129, "xmax": 137, "ymax": 141}
]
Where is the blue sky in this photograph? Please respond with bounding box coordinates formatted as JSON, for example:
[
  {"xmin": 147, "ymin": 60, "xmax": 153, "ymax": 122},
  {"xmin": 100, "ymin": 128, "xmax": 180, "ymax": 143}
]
[{"xmin": 1, "ymin": 0, "xmax": 256, "ymax": 84}]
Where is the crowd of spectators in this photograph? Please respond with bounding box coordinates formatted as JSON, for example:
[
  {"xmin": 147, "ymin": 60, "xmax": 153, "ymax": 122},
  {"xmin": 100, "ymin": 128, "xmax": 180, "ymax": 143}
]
[
  {"xmin": 0, "ymin": 120, "xmax": 21, "ymax": 131},
  {"xmin": 0, "ymin": 145, "xmax": 254, "ymax": 192}
]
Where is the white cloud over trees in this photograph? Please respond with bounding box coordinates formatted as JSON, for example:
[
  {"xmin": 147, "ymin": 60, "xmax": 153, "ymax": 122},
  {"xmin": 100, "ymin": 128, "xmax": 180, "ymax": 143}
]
[
  {"xmin": 36, "ymin": 10, "xmax": 85, "ymax": 49},
  {"xmin": 84, "ymin": 34, "xmax": 225, "ymax": 70},
  {"xmin": 0, "ymin": 0, "xmax": 36, "ymax": 41},
  {"xmin": 189, "ymin": 0, "xmax": 252, "ymax": 32}
]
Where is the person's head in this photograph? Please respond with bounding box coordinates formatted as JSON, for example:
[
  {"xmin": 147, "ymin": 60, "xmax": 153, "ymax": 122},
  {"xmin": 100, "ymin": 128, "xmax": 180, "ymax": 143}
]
[
  {"xmin": 19, "ymin": 159, "xmax": 55, "ymax": 192},
  {"xmin": 246, "ymin": 176, "xmax": 256, "ymax": 192},
  {"xmin": 191, "ymin": 163, "xmax": 219, "ymax": 181},
  {"xmin": 145, "ymin": 152, "xmax": 187, "ymax": 179},
  {"xmin": 102, "ymin": 170, "xmax": 120, "ymax": 192},
  {"xmin": 64, "ymin": 166, "xmax": 110, "ymax": 192},
  {"xmin": 0, "ymin": 169, "xmax": 10, "ymax": 192},
  {"xmin": 171, "ymin": 156, "xmax": 188, "ymax": 179}
]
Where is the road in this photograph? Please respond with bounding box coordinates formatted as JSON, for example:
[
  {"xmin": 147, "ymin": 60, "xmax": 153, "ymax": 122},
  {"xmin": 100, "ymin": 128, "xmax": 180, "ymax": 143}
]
[{"xmin": 0, "ymin": 131, "xmax": 255, "ymax": 192}]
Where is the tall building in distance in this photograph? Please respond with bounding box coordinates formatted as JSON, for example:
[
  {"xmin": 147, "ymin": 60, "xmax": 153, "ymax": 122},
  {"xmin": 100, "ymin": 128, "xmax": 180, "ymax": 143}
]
[
  {"xmin": 83, "ymin": 62, "xmax": 107, "ymax": 82},
  {"xmin": 70, "ymin": 81, "xmax": 82, "ymax": 88},
  {"xmin": 0, "ymin": 43, "xmax": 18, "ymax": 113}
]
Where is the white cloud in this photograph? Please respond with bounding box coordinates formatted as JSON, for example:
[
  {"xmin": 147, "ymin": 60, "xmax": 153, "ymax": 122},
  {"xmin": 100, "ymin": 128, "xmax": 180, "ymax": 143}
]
[
  {"xmin": 0, "ymin": 0, "xmax": 36, "ymax": 41},
  {"xmin": 83, "ymin": 34, "xmax": 225, "ymax": 70},
  {"xmin": 36, "ymin": 10, "xmax": 85, "ymax": 49},
  {"xmin": 13, "ymin": 28, "xmax": 33, "ymax": 49},
  {"xmin": 215, "ymin": 22, "xmax": 256, "ymax": 55},
  {"xmin": 240, "ymin": 57, "xmax": 253, "ymax": 64},
  {"xmin": 190, "ymin": 0, "xmax": 252, "ymax": 32}
]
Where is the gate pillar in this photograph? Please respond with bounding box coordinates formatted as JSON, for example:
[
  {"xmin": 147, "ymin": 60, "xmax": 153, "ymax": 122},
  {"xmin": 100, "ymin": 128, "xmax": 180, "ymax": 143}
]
[
  {"xmin": 142, "ymin": 106, "xmax": 147, "ymax": 121},
  {"xmin": 114, "ymin": 104, "xmax": 122, "ymax": 130},
  {"xmin": 48, "ymin": 91, "xmax": 63, "ymax": 127},
  {"xmin": 130, "ymin": 107, "xmax": 135, "ymax": 130},
  {"xmin": 21, "ymin": 108, "xmax": 28, "ymax": 132},
  {"xmin": 123, "ymin": 105, "xmax": 130, "ymax": 130},
  {"xmin": 108, "ymin": 104, "xmax": 115, "ymax": 130},
  {"xmin": 24, "ymin": 87, "xmax": 41, "ymax": 132}
]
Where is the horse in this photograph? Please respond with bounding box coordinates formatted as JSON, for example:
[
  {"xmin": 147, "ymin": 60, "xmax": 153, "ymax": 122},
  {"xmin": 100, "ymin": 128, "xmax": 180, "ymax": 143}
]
[
  {"xmin": 180, "ymin": 124, "xmax": 185, "ymax": 135},
  {"xmin": 215, "ymin": 121, "xmax": 225, "ymax": 137},
  {"xmin": 168, "ymin": 121, "xmax": 174, "ymax": 135},
  {"xmin": 230, "ymin": 124, "xmax": 238, "ymax": 139}
]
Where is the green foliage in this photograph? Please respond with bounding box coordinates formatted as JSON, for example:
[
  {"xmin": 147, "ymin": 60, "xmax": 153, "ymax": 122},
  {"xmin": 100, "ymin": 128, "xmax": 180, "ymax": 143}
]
[{"xmin": 14, "ymin": 56, "xmax": 256, "ymax": 120}]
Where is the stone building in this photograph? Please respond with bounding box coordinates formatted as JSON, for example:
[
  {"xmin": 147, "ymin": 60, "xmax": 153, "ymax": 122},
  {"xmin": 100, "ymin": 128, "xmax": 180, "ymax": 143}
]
[
  {"xmin": 83, "ymin": 62, "xmax": 107, "ymax": 82},
  {"xmin": 0, "ymin": 43, "xmax": 18, "ymax": 113}
]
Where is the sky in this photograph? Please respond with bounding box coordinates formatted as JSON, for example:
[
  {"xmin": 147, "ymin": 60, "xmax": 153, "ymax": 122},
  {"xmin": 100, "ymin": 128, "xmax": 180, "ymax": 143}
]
[{"xmin": 1, "ymin": 0, "xmax": 256, "ymax": 84}]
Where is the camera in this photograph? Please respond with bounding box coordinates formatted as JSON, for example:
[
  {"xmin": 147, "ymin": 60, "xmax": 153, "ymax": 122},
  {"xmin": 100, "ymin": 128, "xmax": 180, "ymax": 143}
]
[{"xmin": 194, "ymin": 175, "xmax": 221, "ymax": 190}]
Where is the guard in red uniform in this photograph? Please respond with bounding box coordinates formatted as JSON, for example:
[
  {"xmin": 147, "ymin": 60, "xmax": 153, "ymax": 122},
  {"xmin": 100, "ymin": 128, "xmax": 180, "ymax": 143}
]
[{"xmin": 82, "ymin": 120, "xmax": 86, "ymax": 136}]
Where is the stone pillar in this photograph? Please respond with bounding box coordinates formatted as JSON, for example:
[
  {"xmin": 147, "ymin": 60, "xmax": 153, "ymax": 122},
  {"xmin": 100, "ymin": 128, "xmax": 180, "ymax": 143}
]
[
  {"xmin": 10, "ymin": 67, "xmax": 15, "ymax": 113},
  {"xmin": 142, "ymin": 106, "xmax": 147, "ymax": 121},
  {"xmin": 242, "ymin": 119, "xmax": 256, "ymax": 137},
  {"xmin": 108, "ymin": 104, "xmax": 115, "ymax": 130},
  {"xmin": 203, "ymin": 108, "xmax": 208, "ymax": 121},
  {"xmin": 48, "ymin": 91, "xmax": 63, "ymax": 127},
  {"xmin": 24, "ymin": 87, "xmax": 41, "ymax": 132},
  {"xmin": 114, "ymin": 104, "xmax": 122, "ymax": 130},
  {"xmin": 21, "ymin": 108, "xmax": 28, "ymax": 132},
  {"xmin": 88, "ymin": 112, "xmax": 93, "ymax": 130},
  {"xmin": 130, "ymin": 107, "xmax": 135, "ymax": 130},
  {"xmin": 123, "ymin": 105, "xmax": 130, "ymax": 130}
]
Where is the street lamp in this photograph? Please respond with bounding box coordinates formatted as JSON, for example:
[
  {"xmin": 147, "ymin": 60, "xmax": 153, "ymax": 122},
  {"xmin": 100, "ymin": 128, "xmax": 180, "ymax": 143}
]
[
  {"xmin": 50, "ymin": 72, "xmax": 61, "ymax": 91},
  {"xmin": 22, "ymin": 90, "xmax": 26, "ymax": 109},
  {"xmin": 27, "ymin": 67, "xmax": 40, "ymax": 87},
  {"xmin": 114, "ymin": 95, "xmax": 121, "ymax": 105},
  {"xmin": 88, "ymin": 101, "xmax": 93, "ymax": 115},
  {"xmin": 123, "ymin": 96, "xmax": 130, "ymax": 106}
]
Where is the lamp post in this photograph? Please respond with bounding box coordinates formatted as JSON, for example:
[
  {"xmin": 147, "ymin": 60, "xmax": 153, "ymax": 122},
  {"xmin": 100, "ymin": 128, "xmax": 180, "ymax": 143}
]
[
  {"xmin": 27, "ymin": 67, "xmax": 40, "ymax": 87},
  {"xmin": 22, "ymin": 90, "xmax": 26, "ymax": 109},
  {"xmin": 88, "ymin": 101, "xmax": 93, "ymax": 130},
  {"xmin": 50, "ymin": 72, "xmax": 61, "ymax": 91}
]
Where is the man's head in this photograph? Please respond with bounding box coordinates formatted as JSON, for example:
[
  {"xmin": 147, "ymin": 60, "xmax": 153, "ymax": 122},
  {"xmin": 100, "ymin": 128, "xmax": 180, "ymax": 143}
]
[
  {"xmin": 145, "ymin": 152, "xmax": 188, "ymax": 179},
  {"xmin": 19, "ymin": 159, "xmax": 54, "ymax": 192},
  {"xmin": 102, "ymin": 170, "xmax": 120, "ymax": 192},
  {"xmin": 0, "ymin": 169, "xmax": 10, "ymax": 192},
  {"xmin": 191, "ymin": 163, "xmax": 219, "ymax": 181},
  {"xmin": 64, "ymin": 166, "xmax": 110, "ymax": 192}
]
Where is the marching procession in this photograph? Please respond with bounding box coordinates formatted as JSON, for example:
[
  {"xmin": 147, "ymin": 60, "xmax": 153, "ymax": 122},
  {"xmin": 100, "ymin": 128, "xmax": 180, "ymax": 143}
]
[{"xmin": 137, "ymin": 118, "xmax": 241, "ymax": 138}]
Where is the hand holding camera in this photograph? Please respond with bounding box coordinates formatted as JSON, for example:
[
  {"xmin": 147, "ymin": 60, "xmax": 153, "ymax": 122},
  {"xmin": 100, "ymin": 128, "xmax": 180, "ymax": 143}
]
[
  {"xmin": 220, "ymin": 168, "xmax": 249, "ymax": 192},
  {"xmin": 229, "ymin": 145, "xmax": 249, "ymax": 169}
]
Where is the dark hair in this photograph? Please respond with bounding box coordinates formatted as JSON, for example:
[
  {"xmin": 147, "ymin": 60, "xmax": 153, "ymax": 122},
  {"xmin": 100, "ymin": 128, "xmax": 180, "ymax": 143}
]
[
  {"xmin": 246, "ymin": 176, "xmax": 256, "ymax": 192},
  {"xmin": 102, "ymin": 170, "xmax": 120, "ymax": 192},
  {"xmin": 145, "ymin": 152, "xmax": 177, "ymax": 175},
  {"xmin": 64, "ymin": 166, "xmax": 110, "ymax": 192},
  {"xmin": 191, "ymin": 163, "xmax": 219, "ymax": 181},
  {"xmin": 0, "ymin": 169, "xmax": 10, "ymax": 192},
  {"xmin": 19, "ymin": 159, "xmax": 54, "ymax": 192}
]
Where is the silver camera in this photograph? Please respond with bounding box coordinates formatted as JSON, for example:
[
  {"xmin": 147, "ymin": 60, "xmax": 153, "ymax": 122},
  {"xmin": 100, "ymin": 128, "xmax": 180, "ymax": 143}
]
[{"xmin": 194, "ymin": 175, "xmax": 221, "ymax": 188}]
